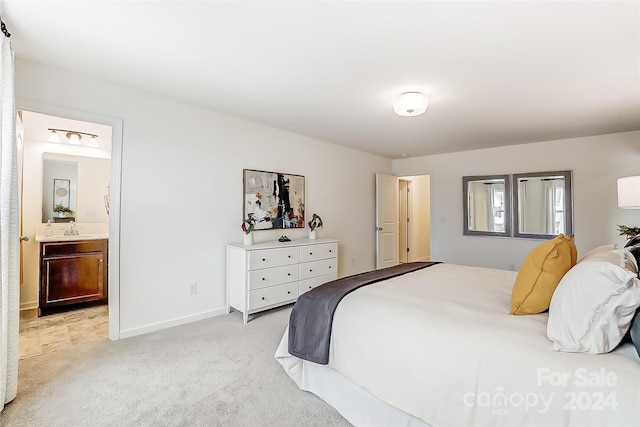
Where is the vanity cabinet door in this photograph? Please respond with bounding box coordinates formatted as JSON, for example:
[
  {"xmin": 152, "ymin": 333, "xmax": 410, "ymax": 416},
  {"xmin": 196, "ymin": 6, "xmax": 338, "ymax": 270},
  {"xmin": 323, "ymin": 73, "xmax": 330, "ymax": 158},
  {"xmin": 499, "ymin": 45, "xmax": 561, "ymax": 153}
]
[{"xmin": 39, "ymin": 239, "xmax": 108, "ymax": 315}]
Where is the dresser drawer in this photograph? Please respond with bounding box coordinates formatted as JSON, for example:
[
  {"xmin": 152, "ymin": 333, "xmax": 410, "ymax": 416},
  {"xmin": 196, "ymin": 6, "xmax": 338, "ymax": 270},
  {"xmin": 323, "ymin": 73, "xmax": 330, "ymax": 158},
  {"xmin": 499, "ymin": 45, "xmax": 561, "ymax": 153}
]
[
  {"xmin": 248, "ymin": 264, "xmax": 299, "ymax": 290},
  {"xmin": 248, "ymin": 247, "xmax": 300, "ymax": 270},
  {"xmin": 300, "ymin": 258, "xmax": 337, "ymax": 280},
  {"xmin": 299, "ymin": 242, "xmax": 338, "ymax": 263},
  {"xmin": 299, "ymin": 273, "xmax": 338, "ymax": 295},
  {"xmin": 249, "ymin": 282, "xmax": 298, "ymax": 311}
]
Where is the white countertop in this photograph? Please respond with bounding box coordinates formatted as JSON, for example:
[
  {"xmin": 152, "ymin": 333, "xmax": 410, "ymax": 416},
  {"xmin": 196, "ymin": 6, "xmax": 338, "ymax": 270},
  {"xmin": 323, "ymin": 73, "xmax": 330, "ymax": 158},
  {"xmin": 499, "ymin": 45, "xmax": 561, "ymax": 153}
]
[{"xmin": 35, "ymin": 233, "xmax": 109, "ymax": 242}]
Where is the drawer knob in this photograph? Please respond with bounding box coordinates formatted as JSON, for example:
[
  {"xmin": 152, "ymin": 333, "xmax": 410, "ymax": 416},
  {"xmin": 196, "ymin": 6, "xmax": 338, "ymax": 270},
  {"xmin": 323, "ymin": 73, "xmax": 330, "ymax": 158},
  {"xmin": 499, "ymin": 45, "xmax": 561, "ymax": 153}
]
[
  {"xmin": 287, "ymin": 273, "xmax": 291, "ymax": 276},
  {"xmin": 309, "ymin": 252, "xmax": 313, "ymax": 255},
  {"xmin": 309, "ymin": 286, "xmax": 312, "ymax": 289},
  {"xmin": 309, "ymin": 269, "xmax": 313, "ymax": 272},
  {"xmin": 329, "ymin": 266, "xmax": 332, "ymax": 269},
  {"xmin": 288, "ymin": 255, "xmax": 292, "ymax": 258},
  {"xmin": 329, "ymin": 250, "xmax": 332, "ymax": 253},
  {"xmin": 262, "ymin": 258, "xmax": 266, "ymax": 261},
  {"xmin": 261, "ymin": 297, "xmax": 266, "ymax": 300},
  {"xmin": 262, "ymin": 278, "xmax": 266, "ymax": 281},
  {"xmin": 287, "ymin": 291, "xmax": 291, "ymax": 294}
]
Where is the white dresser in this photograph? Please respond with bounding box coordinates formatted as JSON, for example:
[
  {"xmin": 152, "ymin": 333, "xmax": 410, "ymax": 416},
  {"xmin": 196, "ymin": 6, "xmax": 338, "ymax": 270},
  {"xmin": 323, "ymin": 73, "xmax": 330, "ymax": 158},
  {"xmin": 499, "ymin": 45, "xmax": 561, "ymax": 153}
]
[{"xmin": 226, "ymin": 238, "xmax": 339, "ymax": 323}]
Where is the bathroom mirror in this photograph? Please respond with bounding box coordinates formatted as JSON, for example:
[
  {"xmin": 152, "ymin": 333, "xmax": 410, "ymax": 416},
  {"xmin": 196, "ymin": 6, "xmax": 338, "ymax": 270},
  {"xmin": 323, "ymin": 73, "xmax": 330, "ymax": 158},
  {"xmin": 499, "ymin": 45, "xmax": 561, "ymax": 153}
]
[
  {"xmin": 42, "ymin": 153, "xmax": 111, "ymax": 224},
  {"xmin": 512, "ymin": 170, "xmax": 572, "ymax": 239},
  {"xmin": 463, "ymin": 174, "xmax": 511, "ymax": 237}
]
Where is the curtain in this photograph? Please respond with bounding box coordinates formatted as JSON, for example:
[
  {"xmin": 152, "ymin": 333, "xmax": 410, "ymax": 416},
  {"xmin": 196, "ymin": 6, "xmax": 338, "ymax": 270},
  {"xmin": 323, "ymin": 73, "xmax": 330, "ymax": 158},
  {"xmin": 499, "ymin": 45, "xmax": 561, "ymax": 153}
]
[
  {"xmin": 469, "ymin": 182, "xmax": 494, "ymax": 231},
  {"xmin": 0, "ymin": 21, "xmax": 18, "ymax": 412}
]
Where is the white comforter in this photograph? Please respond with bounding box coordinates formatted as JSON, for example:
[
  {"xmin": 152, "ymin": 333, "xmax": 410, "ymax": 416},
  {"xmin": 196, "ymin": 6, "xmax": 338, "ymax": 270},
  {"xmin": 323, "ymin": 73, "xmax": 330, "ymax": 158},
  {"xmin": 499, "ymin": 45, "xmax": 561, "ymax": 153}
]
[{"xmin": 276, "ymin": 263, "xmax": 640, "ymax": 426}]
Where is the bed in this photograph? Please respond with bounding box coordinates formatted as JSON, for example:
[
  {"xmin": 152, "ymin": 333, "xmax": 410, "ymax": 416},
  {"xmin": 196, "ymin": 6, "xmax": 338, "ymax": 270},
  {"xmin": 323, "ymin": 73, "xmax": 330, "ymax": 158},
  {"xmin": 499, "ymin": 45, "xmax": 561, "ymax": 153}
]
[{"xmin": 275, "ymin": 262, "xmax": 640, "ymax": 427}]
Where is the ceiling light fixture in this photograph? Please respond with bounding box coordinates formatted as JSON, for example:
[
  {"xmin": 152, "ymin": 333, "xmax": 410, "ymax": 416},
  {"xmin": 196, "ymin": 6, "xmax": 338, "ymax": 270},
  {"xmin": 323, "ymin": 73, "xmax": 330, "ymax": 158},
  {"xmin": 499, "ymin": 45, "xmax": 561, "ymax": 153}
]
[
  {"xmin": 47, "ymin": 128, "xmax": 99, "ymax": 147},
  {"xmin": 393, "ymin": 92, "xmax": 428, "ymax": 117}
]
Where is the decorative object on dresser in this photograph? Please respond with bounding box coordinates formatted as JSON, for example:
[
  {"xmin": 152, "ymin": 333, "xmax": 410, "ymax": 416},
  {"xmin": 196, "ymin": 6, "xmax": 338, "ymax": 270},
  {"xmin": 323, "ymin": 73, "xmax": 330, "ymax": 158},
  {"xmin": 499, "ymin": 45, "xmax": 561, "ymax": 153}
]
[
  {"xmin": 243, "ymin": 169, "xmax": 305, "ymax": 230},
  {"xmin": 307, "ymin": 213, "xmax": 323, "ymax": 240},
  {"xmin": 242, "ymin": 213, "xmax": 257, "ymax": 245},
  {"xmin": 226, "ymin": 238, "xmax": 338, "ymax": 323}
]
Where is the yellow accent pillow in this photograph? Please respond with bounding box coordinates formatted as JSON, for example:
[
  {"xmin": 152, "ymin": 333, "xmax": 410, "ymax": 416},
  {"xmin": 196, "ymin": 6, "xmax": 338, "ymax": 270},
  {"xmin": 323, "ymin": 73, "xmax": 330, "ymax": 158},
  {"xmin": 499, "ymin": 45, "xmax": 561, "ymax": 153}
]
[{"xmin": 511, "ymin": 234, "xmax": 577, "ymax": 315}]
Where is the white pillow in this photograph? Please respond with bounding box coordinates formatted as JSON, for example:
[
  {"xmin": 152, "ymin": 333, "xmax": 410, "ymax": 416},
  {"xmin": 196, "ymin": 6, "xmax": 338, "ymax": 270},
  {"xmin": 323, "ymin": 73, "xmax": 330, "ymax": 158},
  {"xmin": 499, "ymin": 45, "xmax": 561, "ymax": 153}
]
[
  {"xmin": 577, "ymin": 244, "xmax": 616, "ymax": 263},
  {"xmin": 579, "ymin": 247, "xmax": 638, "ymax": 274},
  {"xmin": 547, "ymin": 259, "xmax": 640, "ymax": 353}
]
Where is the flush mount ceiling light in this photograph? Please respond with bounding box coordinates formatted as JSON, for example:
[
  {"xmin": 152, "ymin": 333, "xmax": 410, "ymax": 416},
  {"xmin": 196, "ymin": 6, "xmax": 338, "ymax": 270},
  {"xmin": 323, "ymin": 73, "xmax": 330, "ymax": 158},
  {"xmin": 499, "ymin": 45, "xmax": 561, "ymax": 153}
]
[
  {"xmin": 47, "ymin": 128, "xmax": 99, "ymax": 147},
  {"xmin": 393, "ymin": 92, "xmax": 428, "ymax": 117}
]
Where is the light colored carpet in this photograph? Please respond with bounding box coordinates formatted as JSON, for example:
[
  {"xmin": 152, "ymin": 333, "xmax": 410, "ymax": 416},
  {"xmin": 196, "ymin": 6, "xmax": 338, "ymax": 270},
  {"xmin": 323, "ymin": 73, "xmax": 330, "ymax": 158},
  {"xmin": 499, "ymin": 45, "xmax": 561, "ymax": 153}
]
[{"xmin": 1, "ymin": 306, "xmax": 351, "ymax": 427}]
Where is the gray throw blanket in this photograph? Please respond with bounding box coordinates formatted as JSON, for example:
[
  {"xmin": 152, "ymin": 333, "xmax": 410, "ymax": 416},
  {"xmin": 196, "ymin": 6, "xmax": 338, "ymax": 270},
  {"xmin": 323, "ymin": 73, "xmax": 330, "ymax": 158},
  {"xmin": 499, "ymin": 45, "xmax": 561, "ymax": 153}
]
[{"xmin": 288, "ymin": 261, "xmax": 440, "ymax": 364}]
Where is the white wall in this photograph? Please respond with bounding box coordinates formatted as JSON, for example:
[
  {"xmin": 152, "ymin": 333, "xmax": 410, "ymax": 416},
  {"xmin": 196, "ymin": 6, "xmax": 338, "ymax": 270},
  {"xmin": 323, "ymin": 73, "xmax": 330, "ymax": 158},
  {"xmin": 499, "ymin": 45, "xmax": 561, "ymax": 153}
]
[
  {"xmin": 16, "ymin": 58, "xmax": 391, "ymax": 336},
  {"xmin": 392, "ymin": 131, "xmax": 640, "ymax": 270}
]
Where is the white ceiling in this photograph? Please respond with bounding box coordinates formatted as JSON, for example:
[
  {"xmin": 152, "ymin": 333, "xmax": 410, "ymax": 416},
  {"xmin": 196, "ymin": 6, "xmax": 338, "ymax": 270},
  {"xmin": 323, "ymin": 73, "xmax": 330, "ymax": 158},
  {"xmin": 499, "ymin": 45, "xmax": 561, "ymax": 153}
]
[{"xmin": 3, "ymin": 1, "xmax": 639, "ymax": 159}]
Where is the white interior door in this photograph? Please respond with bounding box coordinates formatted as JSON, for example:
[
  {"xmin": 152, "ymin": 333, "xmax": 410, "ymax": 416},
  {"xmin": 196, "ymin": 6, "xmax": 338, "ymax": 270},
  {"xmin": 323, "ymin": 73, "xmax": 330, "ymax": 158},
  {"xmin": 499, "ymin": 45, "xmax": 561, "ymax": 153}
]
[{"xmin": 376, "ymin": 173, "xmax": 399, "ymax": 269}]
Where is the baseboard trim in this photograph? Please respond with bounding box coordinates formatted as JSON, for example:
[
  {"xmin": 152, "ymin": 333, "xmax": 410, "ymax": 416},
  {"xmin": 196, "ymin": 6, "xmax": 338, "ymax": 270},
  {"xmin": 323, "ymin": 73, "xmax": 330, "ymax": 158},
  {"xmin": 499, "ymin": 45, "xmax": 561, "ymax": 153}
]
[
  {"xmin": 119, "ymin": 307, "xmax": 226, "ymax": 339},
  {"xmin": 20, "ymin": 301, "xmax": 38, "ymax": 311}
]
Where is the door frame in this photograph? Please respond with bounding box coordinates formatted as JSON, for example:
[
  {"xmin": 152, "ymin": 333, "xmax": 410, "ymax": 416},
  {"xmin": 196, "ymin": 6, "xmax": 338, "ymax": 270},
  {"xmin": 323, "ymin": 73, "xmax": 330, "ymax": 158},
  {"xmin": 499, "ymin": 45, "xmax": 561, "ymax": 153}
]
[{"xmin": 17, "ymin": 98, "xmax": 123, "ymax": 340}]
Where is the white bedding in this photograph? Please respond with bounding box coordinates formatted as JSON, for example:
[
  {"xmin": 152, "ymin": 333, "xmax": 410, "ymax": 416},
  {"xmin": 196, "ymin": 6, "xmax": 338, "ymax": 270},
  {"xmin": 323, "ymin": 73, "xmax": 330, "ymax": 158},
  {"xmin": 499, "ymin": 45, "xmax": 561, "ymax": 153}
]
[{"xmin": 276, "ymin": 263, "xmax": 640, "ymax": 426}]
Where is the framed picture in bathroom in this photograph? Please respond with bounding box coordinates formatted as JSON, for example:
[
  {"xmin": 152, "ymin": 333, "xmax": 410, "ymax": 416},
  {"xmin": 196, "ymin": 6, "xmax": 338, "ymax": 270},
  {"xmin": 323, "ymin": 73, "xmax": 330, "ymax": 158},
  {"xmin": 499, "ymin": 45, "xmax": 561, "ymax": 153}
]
[
  {"xmin": 53, "ymin": 178, "xmax": 71, "ymax": 210},
  {"xmin": 243, "ymin": 169, "xmax": 305, "ymax": 230}
]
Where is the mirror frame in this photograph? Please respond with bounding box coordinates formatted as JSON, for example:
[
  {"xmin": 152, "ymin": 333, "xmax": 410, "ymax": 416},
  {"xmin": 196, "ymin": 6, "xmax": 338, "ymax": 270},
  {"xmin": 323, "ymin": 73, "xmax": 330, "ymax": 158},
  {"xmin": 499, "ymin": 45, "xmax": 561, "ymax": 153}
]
[
  {"xmin": 512, "ymin": 170, "xmax": 573, "ymax": 240},
  {"xmin": 463, "ymin": 174, "xmax": 512, "ymax": 237}
]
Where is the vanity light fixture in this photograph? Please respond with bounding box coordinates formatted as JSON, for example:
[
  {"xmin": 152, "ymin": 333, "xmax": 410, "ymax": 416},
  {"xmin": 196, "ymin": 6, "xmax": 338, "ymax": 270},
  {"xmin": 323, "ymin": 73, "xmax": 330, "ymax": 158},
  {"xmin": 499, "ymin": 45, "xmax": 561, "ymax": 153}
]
[
  {"xmin": 47, "ymin": 128, "xmax": 99, "ymax": 147},
  {"xmin": 67, "ymin": 132, "xmax": 82, "ymax": 145},
  {"xmin": 617, "ymin": 176, "xmax": 640, "ymax": 209},
  {"xmin": 47, "ymin": 130, "xmax": 61, "ymax": 143},
  {"xmin": 393, "ymin": 92, "xmax": 428, "ymax": 117}
]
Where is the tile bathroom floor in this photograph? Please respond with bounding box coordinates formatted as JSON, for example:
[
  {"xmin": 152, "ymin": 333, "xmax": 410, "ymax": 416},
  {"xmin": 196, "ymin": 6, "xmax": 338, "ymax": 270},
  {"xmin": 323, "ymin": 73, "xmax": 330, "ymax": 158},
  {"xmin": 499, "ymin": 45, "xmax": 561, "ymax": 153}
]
[{"xmin": 19, "ymin": 305, "xmax": 109, "ymax": 360}]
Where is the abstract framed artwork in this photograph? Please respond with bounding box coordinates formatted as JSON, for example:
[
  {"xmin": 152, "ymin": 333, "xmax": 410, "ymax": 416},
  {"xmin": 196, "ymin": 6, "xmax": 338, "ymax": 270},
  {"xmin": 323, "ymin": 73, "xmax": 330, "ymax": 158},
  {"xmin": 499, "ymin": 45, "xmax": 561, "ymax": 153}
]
[{"xmin": 243, "ymin": 169, "xmax": 305, "ymax": 230}]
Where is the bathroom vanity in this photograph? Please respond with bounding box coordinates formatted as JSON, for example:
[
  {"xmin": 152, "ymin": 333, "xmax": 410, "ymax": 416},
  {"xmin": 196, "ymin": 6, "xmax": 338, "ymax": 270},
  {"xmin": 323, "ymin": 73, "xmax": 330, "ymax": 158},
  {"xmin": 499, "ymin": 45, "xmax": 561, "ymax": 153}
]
[{"xmin": 38, "ymin": 237, "xmax": 108, "ymax": 316}]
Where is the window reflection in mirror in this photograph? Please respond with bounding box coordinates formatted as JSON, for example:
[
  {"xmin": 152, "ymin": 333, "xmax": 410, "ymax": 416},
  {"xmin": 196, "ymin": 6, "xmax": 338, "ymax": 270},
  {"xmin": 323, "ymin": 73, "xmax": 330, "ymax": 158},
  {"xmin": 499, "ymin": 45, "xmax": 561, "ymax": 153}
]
[
  {"xmin": 463, "ymin": 174, "xmax": 511, "ymax": 237},
  {"xmin": 513, "ymin": 170, "xmax": 572, "ymax": 239}
]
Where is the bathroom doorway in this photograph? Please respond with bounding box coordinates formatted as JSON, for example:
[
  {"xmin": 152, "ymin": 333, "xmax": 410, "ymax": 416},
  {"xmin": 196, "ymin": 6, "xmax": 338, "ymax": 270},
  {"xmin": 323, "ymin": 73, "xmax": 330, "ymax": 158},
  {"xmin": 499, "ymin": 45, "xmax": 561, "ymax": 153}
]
[{"xmin": 16, "ymin": 105, "xmax": 122, "ymax": 356}]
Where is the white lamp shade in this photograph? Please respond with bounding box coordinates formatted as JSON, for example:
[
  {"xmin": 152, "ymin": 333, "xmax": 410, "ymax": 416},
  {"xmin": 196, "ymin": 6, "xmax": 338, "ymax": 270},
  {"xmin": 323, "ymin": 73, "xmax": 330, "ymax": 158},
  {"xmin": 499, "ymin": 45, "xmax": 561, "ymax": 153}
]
[
  {"xmin": 88, "ymin": 136, "xmax": 99, "ymax": 147},
  {"xmin": 617, "ymin": 176, "xmax": 640, "ymax": 209},
  {"xmin": 393, "ymin": 92, "xmax": 428, "ymax": 117},
  {"xmin": 68, "ymin": 132, "xmax": 82, "ymax": 145},
  {"xmin": 48, "ymin": 130, "xmax": 61, "ymax": 143}
]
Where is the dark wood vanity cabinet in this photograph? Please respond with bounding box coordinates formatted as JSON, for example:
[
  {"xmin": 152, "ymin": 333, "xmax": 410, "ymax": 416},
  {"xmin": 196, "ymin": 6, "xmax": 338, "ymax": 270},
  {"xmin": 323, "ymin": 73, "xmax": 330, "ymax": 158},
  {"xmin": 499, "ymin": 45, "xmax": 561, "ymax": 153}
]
[{"xmin": 39, "ymin": 239, "xmax": 108, "ymax": 316}]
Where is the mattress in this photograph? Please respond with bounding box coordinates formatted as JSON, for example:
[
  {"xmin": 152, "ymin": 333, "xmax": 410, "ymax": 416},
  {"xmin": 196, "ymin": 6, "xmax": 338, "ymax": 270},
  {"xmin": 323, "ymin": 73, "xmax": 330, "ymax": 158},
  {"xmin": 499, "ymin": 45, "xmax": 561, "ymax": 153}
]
[{"xmin": 276, "ymin": 263, "xmax": 640, "ymax": 426}]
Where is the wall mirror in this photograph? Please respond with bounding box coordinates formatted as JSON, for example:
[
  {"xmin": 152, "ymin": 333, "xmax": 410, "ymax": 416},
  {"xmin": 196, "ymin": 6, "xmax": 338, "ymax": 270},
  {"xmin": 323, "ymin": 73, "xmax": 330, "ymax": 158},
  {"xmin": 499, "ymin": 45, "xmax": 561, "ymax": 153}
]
[
  {"xmin": 463, "ymin": 174, "xmax": 511, "ymax": 237},
  {"xmin": 512, "ymin": 170, "xmax": 573, "ymax": 239},
  {"xmin": 42, "ymin": 153, "xmax": 111, "ymax": 224}
]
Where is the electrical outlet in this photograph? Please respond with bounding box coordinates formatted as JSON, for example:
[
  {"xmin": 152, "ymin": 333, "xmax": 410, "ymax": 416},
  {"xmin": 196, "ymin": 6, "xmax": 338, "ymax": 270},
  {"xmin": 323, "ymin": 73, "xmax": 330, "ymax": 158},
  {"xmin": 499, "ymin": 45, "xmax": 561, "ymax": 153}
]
[{"xmin": 189, "ymin": 282, "xmax": 197, "ymax": 295}]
